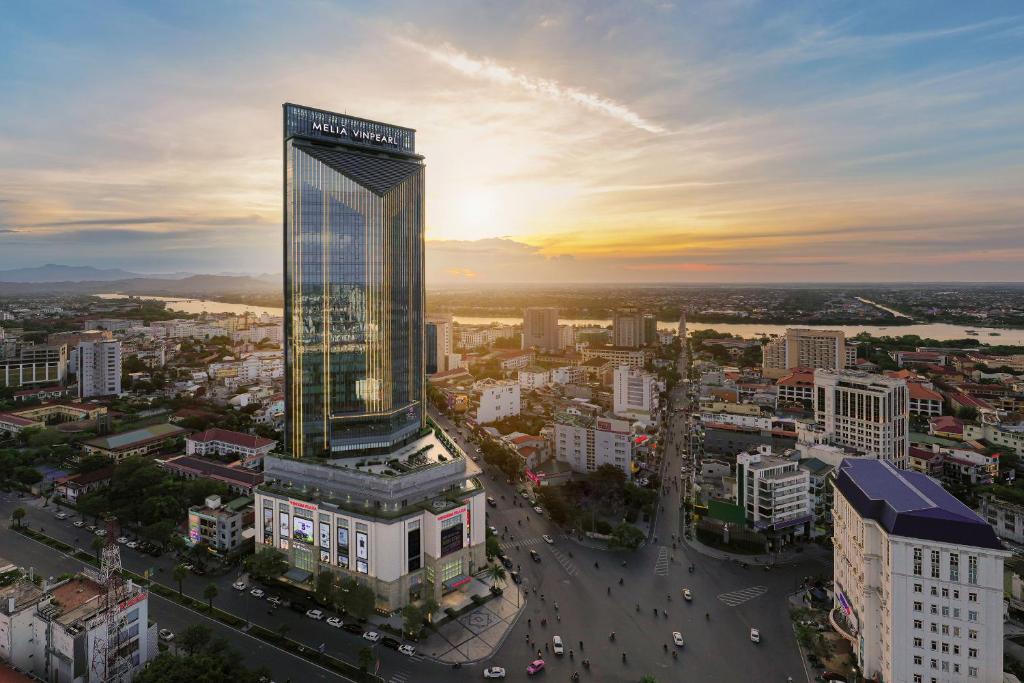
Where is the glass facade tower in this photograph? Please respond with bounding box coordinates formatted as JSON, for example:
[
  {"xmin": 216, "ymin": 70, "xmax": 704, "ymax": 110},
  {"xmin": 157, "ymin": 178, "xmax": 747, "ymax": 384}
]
[{"xmin": 283, "ymin": 104, "xmax": 426, "ymax": 458}]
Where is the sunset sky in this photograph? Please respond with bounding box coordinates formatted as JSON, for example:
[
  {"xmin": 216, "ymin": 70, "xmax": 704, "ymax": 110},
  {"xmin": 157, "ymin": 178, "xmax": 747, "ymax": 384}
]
[{"xmin": 2, "ymin": 1, "xmax": 1023, "ymax": 283}]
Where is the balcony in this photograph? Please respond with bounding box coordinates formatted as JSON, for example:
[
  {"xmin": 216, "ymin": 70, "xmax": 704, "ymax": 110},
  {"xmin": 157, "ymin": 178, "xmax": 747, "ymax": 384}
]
[{"xmin": 830, "ymin": 606, "xmax": 858, "ymax": 643}]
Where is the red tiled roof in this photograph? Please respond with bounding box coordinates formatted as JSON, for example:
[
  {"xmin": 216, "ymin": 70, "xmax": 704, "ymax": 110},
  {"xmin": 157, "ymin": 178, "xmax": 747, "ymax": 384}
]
[
  {"xmin": 908, "ymin": 383, "xmax": 942, "ymax": 401},
  {"xmin": 0, "ymin": 412, "xmax": 40, "ymax": 427},
  {"xmin": 909, "ymin": 446, "xmax": 940, "ymax": 461},
  {"xmin": 162, "ymin": 455, "xmax": 263, "ymax": 487},
  {"xmin": 777, "ymin": 370, "xmax": 814, "ymax": 387},
  {"xmin": 56, "ymin": 465, "xmax": 116, "ymax": 487},
  {"xmin": 930, "ymin": 415, "xmax": 964, "ymax": 433},
  {"xmin": 187, "ymin": 428, "xmax": 274, "ymax": 450}
]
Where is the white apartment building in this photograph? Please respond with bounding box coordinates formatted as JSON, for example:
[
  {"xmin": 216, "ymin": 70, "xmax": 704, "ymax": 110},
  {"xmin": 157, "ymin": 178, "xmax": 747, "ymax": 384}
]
[
  {"xmin": 814, "ymin": 369, "xmax": 909, "ymax": 468},
  {"xmin": 763, "ymin": 328, "xmax": 857, "ymax": 379},
  {"xmin": 964, "ymin": 420, "xmax": 1024, "ymax": 457},
  {"xmin": 550, "ymin": 365, "xmax": 585, "ymax": 385},
  {"xmin": 553, "ymin": 413, "xmax": 633, "ymax": 477},
  {"xmin": 613, "ymin": 365, "xmax": 659, "ymax": 417},
  {"xmin": 78, "ymin": 339, "xmax": 122, "ymax": 398},
  {"xmin": 832, "ymin": 458, "xmax": 1008, "ymax": 683},
  {"xmin": 735, "ymin": 446, "xmax": 812, "ymax": 537},
  {"xmin": 558, "ymin": 324, "xmax": 575, "ymax": 350},
  {"xmin": 186, "ymin": 427, "xmax": 276, "ymax": 464},
  {"xmin": 581, "ymin": 346, "xmax": 649, "ymax": 370},
  {"xmin": 426, "ymin": 315, "xmax": 454, "ymax": 374},
  {"xmin": 522, "ymin": 307, "xmax": 560, "ymax": 352},
  {"xmin": 475, "ymin": 379, "xmax": 521, "ymax": 424},
  {"xmin": 518, "ymin": 366, "xmax": 551, "ymax": 390}
]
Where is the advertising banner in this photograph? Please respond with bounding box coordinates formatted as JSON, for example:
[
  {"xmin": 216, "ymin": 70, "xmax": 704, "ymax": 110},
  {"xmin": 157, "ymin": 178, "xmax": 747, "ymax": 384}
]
[{"xmin": 293, "ymin": 517, "xmax": 314, "ymax": 544}]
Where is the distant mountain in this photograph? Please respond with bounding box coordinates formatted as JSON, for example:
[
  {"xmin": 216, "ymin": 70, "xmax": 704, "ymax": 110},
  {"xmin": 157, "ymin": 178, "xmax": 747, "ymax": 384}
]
[
  {"xmin": 0, "ymin": 273, "xmax": 278, "ymax": 297},
  {"xmin": 0, "ymin": 264, "xmax": 196, "ymax": 283}
]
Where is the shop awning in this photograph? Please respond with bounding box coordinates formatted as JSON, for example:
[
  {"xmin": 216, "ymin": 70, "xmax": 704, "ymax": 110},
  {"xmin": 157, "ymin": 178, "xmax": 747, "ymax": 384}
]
[
  {"xmin": 443, "ymin": 574, "xmax": 471, "ymax": 590},
  {"xmin": 284, "ymin": 568, "xmax": 312, "ymax": 583}
]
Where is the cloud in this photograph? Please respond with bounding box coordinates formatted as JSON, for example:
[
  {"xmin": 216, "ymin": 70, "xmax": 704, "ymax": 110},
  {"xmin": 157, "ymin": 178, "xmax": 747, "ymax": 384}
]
[
  {"xmin": 26, "ymin": 216, "xmax": 181, "ymax": 228},
  {"xmin": 396, "ymin": 38, "xmax": 667, "ymax": 134}
]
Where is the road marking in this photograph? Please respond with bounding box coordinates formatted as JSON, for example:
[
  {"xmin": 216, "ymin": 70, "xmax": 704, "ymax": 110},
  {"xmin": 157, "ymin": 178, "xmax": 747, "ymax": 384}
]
[
  {"xmin": 717, "ymin": 585, "xmax": 768, "ymax": 606},
  {"xmin": 654, "ymin": 546, "xmax": 670, "ymax": 576},
  {"xmin": 499, "ymin": 536, "xmax": 548, "ymax": 551},
  {"xmin": 548, "ymin": 547, "xmax": 579, "ymax": 577},
  {"xmin": 389, "ymin": 670, "xmax": 409, "ymax": 683}
]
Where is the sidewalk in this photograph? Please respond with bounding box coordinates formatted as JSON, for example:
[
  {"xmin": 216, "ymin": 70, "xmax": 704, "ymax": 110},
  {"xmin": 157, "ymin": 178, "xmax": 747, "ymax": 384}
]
[
  {"xmin": 682, "ymin": 533, "xmax": 829, "ymax": 567},
  {"xmin": 416, "ymin": 577, "xmax": 526, "ymax": 665}
]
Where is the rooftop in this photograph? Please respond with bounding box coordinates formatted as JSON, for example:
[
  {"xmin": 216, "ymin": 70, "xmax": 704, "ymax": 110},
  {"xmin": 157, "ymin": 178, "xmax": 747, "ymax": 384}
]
[
  {"xmin": 835, "ymin": 458, "xmax": 1003, "ymax": 550},
  {"xmin": 188, "ymin": 427, "xmax": 275, "ymax": 450},
  {"xmin": 84, "ymin": 422, "xmax": 189, "ymax": 451},
  {"xmin": 163, "ymin": 456, "xmax": 263, "ymax": 487}
]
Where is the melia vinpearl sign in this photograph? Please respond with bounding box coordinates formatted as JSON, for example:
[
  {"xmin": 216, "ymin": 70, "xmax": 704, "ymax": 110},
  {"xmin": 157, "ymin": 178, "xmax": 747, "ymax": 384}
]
[{"xmin": 284, "ymin": 102, "xmax": 415, "ymax": 153}]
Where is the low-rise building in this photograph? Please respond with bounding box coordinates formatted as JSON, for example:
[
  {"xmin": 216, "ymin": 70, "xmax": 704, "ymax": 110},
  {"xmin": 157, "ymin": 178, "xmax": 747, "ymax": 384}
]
[
  {"xmin": 81, "ymin": 423, "xmax": 189, "ymax": 461},
  {"xmin": 475, "ymin": 379, "xmax": 521, "ymax": 424},
  {"xmin": 581, "ymin": 346, "xmax": 649, "ymax": 370},
  {"xmin": 978, "ymin": 495, "xmax": 1024, "ymax": 545},
  {"xmin": 735, "ymin": 446, "xmax": 812, "ymax": 542},
  {"xmin": 185, "ymin": 427, "xmax": 276, "ymax": 466},
  {"xmin": 161, "ymin": 455, "xmax": 264, "ymax": 496},
  {"xmin": 907, "ymin": 382, "xmax": 943, "ymax": 417},
  {"xmin": 54, "ymin": 466, "xmax": 116, "ymax": 504},
  {"xmin": 553, "ymin": 413, "xmax": 633, "ymax": 477},
  {"xmin": 517, "ymin": 366, "xmax": 551, "ymax": 391},
  {"xmin": 188, "ymin": 494, "xmax": 254, "ymax": 552},
  {"xmin": 964, "ymin": 419, "xmax": 1024, "ymax": 457}
]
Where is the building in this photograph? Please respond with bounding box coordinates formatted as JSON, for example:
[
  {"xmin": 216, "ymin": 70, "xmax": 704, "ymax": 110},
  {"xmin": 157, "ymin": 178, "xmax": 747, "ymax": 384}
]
[
  {"xmin": 775, "ymin": 368, "xmax": 815, "ymax": 408},
  {"xmin": 762, "ymin": 329, "xmax": 855, "ymax": 379},
  {"xmin": 964, "ymin": 420, "xmax": 1024, "ymax": 457},
  {"xmin": 188, "ymin": 495, "xmax": 254, "ymax": 552},
  {"xmin": 814, "ymin": 369, "xmax": 909, "ymax": 468},
  {"xmin": 0, "ymin": 573, "xmax": 156, "ymax": 682},
  {"xmin": 425, "ymin": 315, "xmax": 453, "ymax": 374},
  {"xmin": 521, "ymin": 307, "xmax": 560, "ymax": 352},
  {"xmin": 267, "ymin": 104, "xmax": 484, "ymax": 612},
  {"xmin": 48, "ymin": 329, "xmax": 113, "ymax": 374},
  {"xmin": 612, "ymin": 365, "xmax": 659, "ymax": 418},
  {"xmin": 553, "ymin": 413, "xmax": 633, "ymax": 477},
  {"xmin": 557, "ymin": 324, "xmax": 575, "ymax": 350},
  {"xmin": 735, "ymin": 446, "xmax": 812, "ymax": 542},
  {"xmin": 892, "ymin": 350, "xmax": 948, "ymax": 367},
  {"xmin": 78, "ymin": 339, "xmax": 122, "ymax": 398},
  {"xmin": 0, "ymin": 343, "xmax": 68, "ymax": 388},
  {"xmin": 612, "ymin": 310, "xmax": 655, "ymax": 348},
  {"xmin": 82, "ymin": 423, "xmax": 189, "ymax": 461},
  {"xmin": 907, "ymin": 381, "xmax": 944, "ymax": 417},
  {"xmin": 162, "ymin": 455, "xmax": 264, "ymax": 496},
  {"xmin": 580, "ymin": 345, "xmax": 649, "ymax": 370},
  {"xmin": 831, "ymin": 458, "xmax": 1008, "ymax": 683},
  {"xmin": 550, "ymin": 365, "xmax": 584, "ymax": 385},
  {"xmin": 979, "ymin": 495, "xmax": 1024, "ymax": 546},
  {"xmin": 0, "ymin": 411, "xmax": 43, "ymax": 436},
  {"xmin": 476, "ymin": 379, "xmax": 521, "ymax": 423},
  {"xmin": 517, "ymin": 366, "xmax": 550, "ymax": 391},
  {"xmin": 54, "ymin": 466, "xmax": 116, "ymax": 504},
  {"xmin": 185, "ymin": 427, "xmax": 276, "ymax": 466}
]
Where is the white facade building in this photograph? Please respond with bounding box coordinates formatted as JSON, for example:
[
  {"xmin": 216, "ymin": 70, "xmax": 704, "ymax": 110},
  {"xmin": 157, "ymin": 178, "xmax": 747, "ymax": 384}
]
[
  {"xmin": 612, "ymin": 365, "xmax": 659, "ymax": 417},
  {"xmin": 735, "ymin": 446, "xmax": 812, "ymax": 535},
  {"xmin": 475, "ymin": 379, "xmax": 521, "ymax": 424},
  {"xmin": 553, "ymin": 413, "xmax": 633, "ymax": 477},
  {"xmin": 550, "ymin": 365, "xmax": 585, "ymax": 385},
  {"xmin": 518, "ymin": 367, "xmax": 551, "ymax": 391},
  {"xmin": 814, "ymin": 369, "xmax": 909, "ymax": 468},
  {"xmin": 78, "ymin": 339, "xmax": 122, "ymax": 398},
  {"xmin": 832, "ymin": 458, "xmax": 1008, "ymax": 683}
]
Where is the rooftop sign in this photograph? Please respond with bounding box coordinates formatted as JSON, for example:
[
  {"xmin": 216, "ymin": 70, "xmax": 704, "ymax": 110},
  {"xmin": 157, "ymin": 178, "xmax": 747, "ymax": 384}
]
[{"xmin": 284, "ymin": 103, "xmax": 415, "ymax": 154}]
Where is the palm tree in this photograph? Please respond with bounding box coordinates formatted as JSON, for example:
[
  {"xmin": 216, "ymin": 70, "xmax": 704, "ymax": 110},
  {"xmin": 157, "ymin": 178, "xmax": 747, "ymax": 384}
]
[
  {"xmin": 485, "ymin": 563, "xmax": 507, "ymax": 590},
  {"xmin": 90, "ymin": 536, "xmax": 105, "ymax": 563},
  {"xmin": 11, "ymin": 507, "xmax": 26, "ymax": 529},
  {"xmin": 203, "ymin": 583, "xmax": 218, "ymax": 611},
  {"xmin": 172, "ymin": 564, "xmax": 187, "ymax": 597}
]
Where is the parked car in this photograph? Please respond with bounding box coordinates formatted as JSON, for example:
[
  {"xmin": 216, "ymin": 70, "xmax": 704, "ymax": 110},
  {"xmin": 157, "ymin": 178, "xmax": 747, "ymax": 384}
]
[
  {"xmin": 126, "ymin": 541, "xmax": 139, "ymax": 550},
  {"xmin": 381, "ymin": 636, "xmax": 400, "ymax": 650},
  {"xmin": 483, "ymin": 666, "xmax": 506, "ymax": 678},
  {"xmin": 326, "ymin": 616, "xmax": 343, "ymax": 628},
  {"xmin": 306, "ymin": 609, "xmax": 324, "ymax": 620},
  {"xmin": 158, "ymin": 629, "xmax": 175, "ymax": 642},
  {"xmin": 682, "ymin": 588, "xmax": 692, "ymax": 601},
  {"xmin": 73, "ymin": 520, "xmax": 85, "ymax": 528},
  {"xmin": 552, "ymin": 635, "xmax": 563, "ymax": 655},
  {"xmin": 499, "ymin": 555, "xmax": 513, "ymax": 569},
  {"xmin": 85, "ymin": 524, "xmax": 96, "ymax": 532},
  {"xmin": 526, "ymin": 660, "xmax": 545, "ymax": 675},
  {"xmin": 94, "ymin": 529, "xmax": 107, "ymax": 537},
  {"xmin": 488, "ymin": 526, "xmax": 498, "ymax": 536},
  {"xmin": 362, "ymin": 631, "xmax": 381, "ymax": 643},
  {"xmin": 529, "ymin": 550, "xmax": 541, "ymax": 562},
  {"xmin": 116, "ymin": 536, "xmax": 128, "ymax": 545},
  {"xmin": 532, "ymin": 506, "xmax": 543, "ymax": 515},
  {"xmin": 542, "ymin": 534, "xmax": 553, "ymax": 544},
  {"xmin": 55, "ymin": 512, "xmax": 68, "ymax": 520},
  {"xmin": 342, "ymin": 623, "xmax": 364, "ymax": 635},
  {"xmin": 266, "ymin": 596, "xmax": 281, "ymax": 607},
  {"xmin": 398, "ymin": 644, "xmax": 416, "ymax": 657},
  {"xmin": 232, "ymin": 581, "xmax": 246, "ymax": 591},
  {"xmin": 487, "ymin": 497, "xmax": 497, "ymax": 507},
  {"xmin": 250, "ymin": 588, "xmax": 265, "ymax": 598},
  {"xmin": 750, "ymin": 628, "xmax": 760, "ymax": 643},
  {"xmin": 509, "ymin": 571, "xmax": 521, "ymax": 584},
  {"xmin": 672, "ymin": 631, "xmax": 685, "ymax": 647}
]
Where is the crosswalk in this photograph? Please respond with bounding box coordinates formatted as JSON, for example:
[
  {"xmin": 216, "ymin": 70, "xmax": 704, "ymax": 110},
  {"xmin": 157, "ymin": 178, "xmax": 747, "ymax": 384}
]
[
  {"xmin": 654, "ymin": 546, "xmax": 670, "ymax": 576},
  {"xmin": 717, "ymin": 585, "xmax": 768, "ymax": 607},
  {"xmin": 389, "ymin": 670, "xmax": 410, "ymax": 683},
  {"xmin": 549, "ymin": 546, "xmax": 580, "ymax": 577},
  {"xmin": 498, "ymin": 535, "xmax": 546, "ymax": 551}
]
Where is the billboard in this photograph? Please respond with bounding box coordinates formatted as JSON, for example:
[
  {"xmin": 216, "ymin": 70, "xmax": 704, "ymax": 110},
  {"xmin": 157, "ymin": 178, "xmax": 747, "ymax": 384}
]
[
  {"xmin": 337, "ymin": 527, "xmax": 349, "ymax": 568},
  {"xmin": 279, "ymin": 511, "xmax": 289, "ymax": 538},
  {"xmin": 293, "ymin": 517, "xmax": 314, "ymax": 544},
  {"xmin": 355, "ymin": 531, "xmax": 368, "ymax": 574},
  {"xmin": 440, "ymin": 522, "xmax": 464, "ymax": 557},
  {"xmin": 262, "ymin": 508, "xmax": 274, "ymax": 543},
  {"xmin": 318, "ymin": 522, "xmax": 331, "ymax": 549},
  {"xmin": 188, "ymin": 513, "xmax": 200, "ymax": 545}
]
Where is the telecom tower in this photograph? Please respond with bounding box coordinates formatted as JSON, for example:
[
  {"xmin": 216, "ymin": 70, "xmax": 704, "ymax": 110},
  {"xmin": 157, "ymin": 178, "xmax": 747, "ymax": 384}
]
[{"xmin": 88, "ymin": 518, "xmax": 131, "ymax": 683}]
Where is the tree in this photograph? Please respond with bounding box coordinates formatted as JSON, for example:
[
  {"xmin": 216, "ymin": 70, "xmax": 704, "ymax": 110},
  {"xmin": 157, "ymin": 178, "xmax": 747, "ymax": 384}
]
[
  {"xmin": 337, "ymin": 577, "xmax": 376, "ymax": 620},
  {"xmin": 485, "ymin": 534, "xmax": 501, "ymax": 559},
  {"xmin": 74, "ymin": 454, "xmax": 113, "ymax": 475},
  {"xmin": 536, "ymin": 487, "xmax": 571, "ymax": 525},
  {"xmin": 244, "ymin": 548, "xmax": 288, "ymax": 581},
  {"xmin": 400, "ymin": 603, "xmax": 424, "ymax": 638},
  {"xmin": 957, "ymin": 406, "xmax": 979, "ymax": 421},
  {"xmin": 172, "ymin": 563, "xmax": 188, "ymax": 597},
  {"xmin": 639, "ymin": 676, "xmax": 658, "ymax": 683},
  {"xmin": 11, "ymin": 507, "xmax": 25, "ymax": 528},
  {"xmin": 608, "ymin": 522, "xmax": 645, "ymax": 550},
  {"xmin": 203, "ymin": 583, "xmax": 218, "ymax": 611},
  {"xmin": 358, "ymin": 647, "xmax": 374, "ymax": 672},
  {"xmin": 179, "ymin": 624, "xmax": 213, "ymax": 656},
  {"xmin": 14, "ymin": 467, "xmax": 42, "ymax": 486},
  {"xmin": 315, "ymin": 570, "xmax": 334, "ymax": 605},
  {"xmin": 485, "ymin": 564, "xmax": 507, "ymax": 590},
  {"xmin": 91, "ymin": 536, "xmax": 105, "ymax": 562}
]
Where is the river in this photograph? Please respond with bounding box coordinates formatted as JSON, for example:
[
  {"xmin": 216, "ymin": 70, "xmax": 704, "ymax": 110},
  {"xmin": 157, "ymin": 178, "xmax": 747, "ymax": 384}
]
[{"xmin": 96, "ymin": 294, "xmax": 1024, "ymax": 345}]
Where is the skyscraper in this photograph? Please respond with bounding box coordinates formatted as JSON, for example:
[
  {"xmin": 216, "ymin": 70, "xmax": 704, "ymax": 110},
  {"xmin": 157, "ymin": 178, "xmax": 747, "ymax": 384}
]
[
  {"xmin": 261, "ymin": 104, "xmax": 485, "ymax": 612},
  {"xmin": 424, "ymin": 315, "xmax": 453, "ymax": 375},
  {"xmin": 762, "ymin": 328, "xmax": 858, "ymax": 379},
  {"xmin": 521, "ymin": 307, "xmax": 559, "ymax": 352},
  {"xmin": 78, "ymin": 339, "xmax": 122, "ymax": 398}
]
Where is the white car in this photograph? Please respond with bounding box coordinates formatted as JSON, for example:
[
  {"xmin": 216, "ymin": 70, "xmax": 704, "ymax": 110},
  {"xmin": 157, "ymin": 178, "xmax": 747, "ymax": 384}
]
[
  {"xmin": 326, "ymin": 616, "xmax": 343, "ymax": 628},
  {"xmin": 483, "ymin": 666, "xmax": 507, "ymax": 679},
  {"xmin": 306, "ymin": 609, "xmax": 324, "ymax": 620},
  {"xmin": 520, "ymin": 492, "xmax": 530, "ymax": 500},
  {"xmin": 266, "ymin": 596, "xmax": 281, "ymax": 607},
  {"xmin": 73, "ymin": 520, "xmax": 85, "ymax": 528},
  {"xmin": 94, "ymin": 529, "xmax": 107, "ymax": 537},
  {"xmin": 116, "ymin": 536, "xmax": 129, "ymax": 545},
  {"xmin": 250, "ymin": 588, "xmax": 265, "ymax": 598},
  {"xmin": 542, "ymin": 534, "xmax": 553, "ymax": 544},
  {"xmin": 533, "ymin": 506, "xmax": 544, "ymax": 515},
  {"xmin": 126, "ymin": 541, "xmax": 139, "ymax": 549},
  {"xmin": 552, "ymin": 635, "xmax": 563, "ymax": 655},
  {"xmin": 750, "ymin": 628, "xmax": 760, "ymax": 643},
  {"xmin": 398, "ymin": 644, "xmax": 416, "ymax": 656},
  {"xmin": 56, "ymin": 512, "xmax": 68, "ymax": 520},
  {"xmin": 672, "ymin": 631, "xmax": 685, "ymax": 647},
  {"xmin": 362, "ymin": 631, "xmax": 381, "ymax": 643},
  {"xmin": 158, "ymin": 629, "xmax": 174, "ymax": 642},
  {"xmin": 682, "ymin": 588, "xmax": 692, "ymax": 601},
  {"xmin": 232, "ymin": 581, "xmax": 246, "ymax": 591}
]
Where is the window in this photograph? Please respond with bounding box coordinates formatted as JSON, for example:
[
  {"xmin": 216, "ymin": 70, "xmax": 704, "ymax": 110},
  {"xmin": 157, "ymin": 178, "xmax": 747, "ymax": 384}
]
[
  {"xmin": 953, "ymin": 590, "xmax": 959, "ymax": 599},
  {"xmin": 931, "ymin": 550, "xmax": 941, "ymax": 578},
  {"xmin": 950, "ymin": 553, "xmax": 959, "ymax": 582},
  {"xmin": 941, "ymin": 607, "xmax": 949, "ymax": 617},
  {"xmin": 941, "ymin": 643, "xmax": 949, "ymax": 653},
  {"xmin": 914, "ymin": 656, "xmax": 923, "ymax": 665},
  {"xmin": 968, "ymin": 592, "xmax": 978, "ymax": 602},
  {"xmin": 953, "ymin": 608, "xmax": 960, "ymax": 618},
  {"xmin": 914, "ymin": 637, "xmax": 923, "ymax": 647},
  {"xmin": 914, "ymin": 601, "xmax": 923, "ymax": 612},
  {"xmin": 954, "ymin": 645, "xmax": 960, "ymax": 655},
  {"xmin": 968, "ymin": 610, "xmax": 978, "ymax": 622},
  {"xmin": 914, "ymin": 547, "xmax": 923, "ymax": 576},
  {"xmin": 930, "ymin": 623, "xmax": 938, "ymax": 633},
  {"xmin": 941, "ymin": 625, "xmax": 949, "ymax": 635},
  {"xmin": 931, "ymin": 640, "xmax": 937, "ymax": 650},
  {"xmin": 930, "ymin": 586, "xmax": 938, "ymax": 596},
  {"xmin": 968, "ymin": 648, "xmax": 977, "ymax": 658},
  {"xmin": 930, "ymin": 659, "xmax": 937, "ymax": 669},
  {"xmin": 914, "ymin": 583, "xmax": 923, "ymax": 593},
  {"xmin": 914, "ymin": 676, "xmax": 922, "ymax": 683},
  {"xmin": 968, "ymin": 629, "xmax": 978, "ymax": 640},
  {"xmin": 969, "ymin": 666, "xmax": 978, "ymax": 677},
  {"xmin": 941, "ymin": 588, "xmax": 949, "ymax": 598},
  {"xmin": 968, "ymin": 555, "xmax": 978, "ymax": 585},
  {"xmin": 914, "ymin": 619, "xmax": 923, "ymax": 629},
  {"xmin": 930, "ymin": 604, "xmax": 938, "ymax": 615}
]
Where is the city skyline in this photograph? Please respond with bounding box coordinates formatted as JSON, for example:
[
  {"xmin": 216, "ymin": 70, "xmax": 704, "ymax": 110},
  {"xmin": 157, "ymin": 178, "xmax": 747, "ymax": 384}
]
[{"xmin": 2, "ymin": 1, "xmax": 1024, "ymax": 282}]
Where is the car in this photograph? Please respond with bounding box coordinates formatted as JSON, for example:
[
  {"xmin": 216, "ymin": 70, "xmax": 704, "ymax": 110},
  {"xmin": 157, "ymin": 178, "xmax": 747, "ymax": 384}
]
[
  {"xmin": 158, "ymin": 629, "xmax": 175, "ymax": 642},
  {"xmin": 85, "ymin": 524, "xmax": 96, "ymax": 532},
  {"xmin": 470, "ymin": 455, "xmax": 480, "ymax": 462},
  {"xmin": 509, "ymin": 571, "xmax": 521, "ymax": 584},
  {"xmin": 529, "ymin": 550, "xmax": 541, "ymax": 562},
  {"xmin": 116, "ymin": 536, "xmax": 129, "ymax": 545},
  {"xmin": 306, "ymin": 609, "xmax": 324, "ymax": 620},
  {"xmin": 682, "ymin": 588, "xmax": 692, "ymax": 601},
  {"xmin": 552, "ymin": 635, "xmax": 563, "ymax": 655},
  {"xmin": 94, "ymin": 529, "xmax": 107, "ymax": 537},
  {"xmin": 55, "ymin": 512, "xmax": 68, "ymax": 520},
  {"xmin": 520, "ymin": 491, "xmax": 530, "ymax": 500},
  {"xmin": 487, "ymin": 497, "xmax": 497, "ymax": 507},
  {"xmin": 326, "ymin": 616, "xmax": 343, "ymax": 628},
  {"xmin": 475, "ymin": 447, "xmax": 483, "ymax": 454},
  {"xmin": 381, "ymin": 636, "xmax": 400, "ymax": 650},
  {"xmin": 398, "ymin": 644, "xmax": 416, "ymax": 657},
  {"xmin": 73, "ymin": 520, "xmax": 85, "ymax": 528},
  {"xmin": 499, "ymin": 555, "xmax": 513, "ymax": 569},
  {"xmin": 532, "ymin": 506, "xmax": 543, "ymax": 515},
  {"xmin": 342, "ymin": 623, "xmax": 364, "ymax": 635},
  {"xmin": 126, "ymin": 541, "xmax": 138, "ymax": 549},
  {"xmin": 362, "ymin": 631, "xmax": 381, "ymax": 643},
  {"xmin": 483, "ymin": 666, "xmax": 507, "ymax": 679},
  {"xmin": 672, "ymin": 631, "xmax": 685, "ymax": 647},
  {"xmin": 526, "ymin": 660, "xmax": 545, "ymax": 675},
  {"xmin": 488, "ymin": 526, "xmax": 498, "ymax": 536},
  {"xmin": 232, "ymin": 581, "xmax": 246, "ymax": 591},
  {"xmin": 542, "ymin": 534, "xmax": 553, "ymax": 544},
  {"xmin": 266, "ymin": 596, "xmax": 281, "ymax": 607},
  {"xmin": 182, "ymin": 563, "xmax": 195, "ymax": 571},
  {"xmin": 250, "ymin": 587, "xmax": 265, "ymax": 598},
  {"xmin": 750, "ymin": 628, "xmax": 760, "ymax": 643},
  {"xmin": 191, "ymin": 566, "xmax": 206, "ymax": 575}
]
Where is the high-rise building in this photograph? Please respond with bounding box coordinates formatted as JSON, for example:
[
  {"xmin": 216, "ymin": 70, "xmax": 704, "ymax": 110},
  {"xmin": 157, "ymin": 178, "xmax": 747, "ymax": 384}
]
[
  {"xmin": 258, "ymin": 104, "xmax": 485, "ymax": 612},
  {"xmin": 814, "ymin": 369, "xmax": 909, "ymax": 468},
  {"xmin": 554, "ymin": 413, "xmax": 633, "ymax": 477},
  {"xmin": 832, "ymin": 458, "xmax": 1007, "ymax": 683},
  {"xmin": 0, "ymin": 343, "xmax": 67, "ymax": 388},
  {"xmin": 612, "ymin": 309, "xmax": 654, "ymax": 348},
  {"xmin": 522, "ymin": 307, "xmax": 559, "ymax": 352},
  {"xmin": 612, "ymin": 364, "xmax": 659, "ymax": 418},
  {"xmin": 78, "ymin": 339, "xmax": 122, "ymax": 398},
  {"xmin": 762, "ymin": 328, "xmax": 858, "ymax": 379},
  {"xmin": 425, "ymin": 315, "xmax": 453, "ymax": 374},
  {"xmin": 557, "ymin": 324, "xmax": 575, "ymax": 350},
  {"xmin": 735, "ymin": 446, "xmax": 811, "ymax": 540}
]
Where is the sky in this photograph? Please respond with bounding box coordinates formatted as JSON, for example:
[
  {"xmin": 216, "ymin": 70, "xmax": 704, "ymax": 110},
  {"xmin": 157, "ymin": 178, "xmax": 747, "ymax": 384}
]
[{"xmin": 1, "ymin": 1, "xmax": 1023, "ymax": 283}]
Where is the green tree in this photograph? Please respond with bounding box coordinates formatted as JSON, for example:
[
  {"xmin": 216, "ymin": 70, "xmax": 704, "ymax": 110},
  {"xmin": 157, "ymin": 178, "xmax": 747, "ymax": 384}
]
[
  {"xmin": 14, "ymin": 467, "xmax": 42, "ymax": 486},
  {"xmin": 400, "ymin": 603, "xmax": 424, "ymax": 638},
  {"xmin": 485, "ymin": 534, "xmax": 501, "ymax": 559},
  {"xmin": 315, "ymin": 570, "xmax": 334, "ymax": 605},
  {"xmin": 485, "ymin": 563, "xmax": 507, "ymax": 590},
  {"xmin": 172, "ymin": 563, "xmax": 188, "ymax": 597},
  {"xmin": 91, "ymin": 536, "xmax": 105, "ymax": 562},
  {"xmin": 358, "ymin": 647, "xmax": 374, "ymax": 672},
  {"xmin": 203, "ymin": 582, "xmax": 218, "ymax": 611},
  {"xmin": 639, "ymin": 676, "xmax": 658, "ymax": 683},
  {"xmin": 337, "ymin": 577, "xmax": 376, "ymax": 620},
  {"xmin": 11, "ymin": 506, "xmax": 26, "ymax": 528},
  {"xmin": 244, "ymin": 548, "xmax": 288, "ymax": 581},
  {"xmin": 178, "ymin": 624, "xmax": 213, "ymax": 656},
  {"xmin": 608, "ymin": 522, "xmax": 645, "ymax": 550},
  {"xmin": 74, "ymin": 454, "xmax": 113, "ymax": 475}
]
